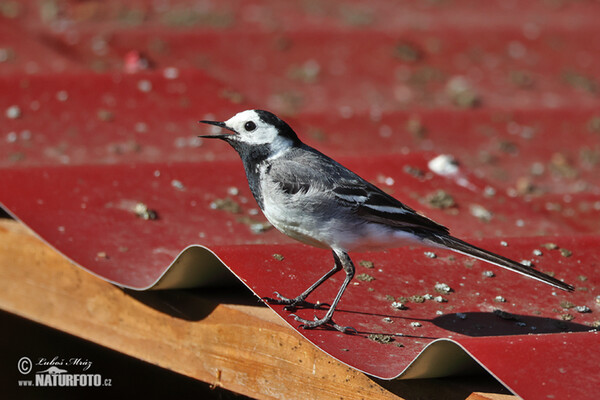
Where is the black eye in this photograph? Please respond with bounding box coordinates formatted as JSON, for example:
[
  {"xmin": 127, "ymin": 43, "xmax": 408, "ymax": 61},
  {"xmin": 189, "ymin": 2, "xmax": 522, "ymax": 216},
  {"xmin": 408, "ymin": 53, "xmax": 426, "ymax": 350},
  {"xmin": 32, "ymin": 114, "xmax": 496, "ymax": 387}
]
[{"xmin": 244, "ymin": 121, "xmax": 256, "ymax": 131}]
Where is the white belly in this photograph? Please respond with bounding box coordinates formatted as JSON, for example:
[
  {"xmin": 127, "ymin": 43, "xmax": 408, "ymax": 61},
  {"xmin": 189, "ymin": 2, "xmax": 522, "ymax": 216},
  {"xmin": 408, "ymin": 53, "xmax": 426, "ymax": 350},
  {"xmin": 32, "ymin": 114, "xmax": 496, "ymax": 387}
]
[{"xmin": 262, "ymin": 195, "xmax": 422, "ymax": 252}]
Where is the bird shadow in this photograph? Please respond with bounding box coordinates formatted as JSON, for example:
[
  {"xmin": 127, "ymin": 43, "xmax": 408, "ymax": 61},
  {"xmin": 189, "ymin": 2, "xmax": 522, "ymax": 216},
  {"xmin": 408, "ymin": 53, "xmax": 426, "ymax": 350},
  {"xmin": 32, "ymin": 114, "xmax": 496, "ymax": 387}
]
[
  {"xmin": 124, "ymin": 286, "xmax": 593, "ymax": 338},
  {"xmin": 430, "ymin": 310, "xmax": 592, "ymax": 336},
  {"xmin": 327, "ymin": 306, "xmax": 593, "ymax": 337}
]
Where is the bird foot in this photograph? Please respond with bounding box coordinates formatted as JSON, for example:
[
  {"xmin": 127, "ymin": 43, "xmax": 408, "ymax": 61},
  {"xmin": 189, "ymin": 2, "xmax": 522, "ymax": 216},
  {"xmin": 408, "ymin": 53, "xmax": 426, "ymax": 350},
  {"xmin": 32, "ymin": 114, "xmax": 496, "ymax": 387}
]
[
  {"xmin": 262, "ymin": 292, "xmax": 312, "ymax": 311},
  {"xmin": 289, "ymin": 313, "xmax": 356, "ymax": 334}
]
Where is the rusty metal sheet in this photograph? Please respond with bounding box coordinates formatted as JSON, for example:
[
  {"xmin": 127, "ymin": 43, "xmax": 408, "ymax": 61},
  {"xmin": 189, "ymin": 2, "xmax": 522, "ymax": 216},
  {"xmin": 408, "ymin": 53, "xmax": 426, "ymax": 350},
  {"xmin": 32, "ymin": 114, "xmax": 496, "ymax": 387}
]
[{"xmin": 2, "ymin": 1, "xmax": 600, "ymax": 399}]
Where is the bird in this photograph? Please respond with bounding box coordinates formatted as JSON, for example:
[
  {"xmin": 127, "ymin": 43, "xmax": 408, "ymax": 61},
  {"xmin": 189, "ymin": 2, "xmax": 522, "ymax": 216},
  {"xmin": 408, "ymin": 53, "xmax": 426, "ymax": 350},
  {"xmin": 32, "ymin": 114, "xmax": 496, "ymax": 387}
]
[{"xmin": 199, "ymin": 109, "xmax": 574, "ymax": 332}]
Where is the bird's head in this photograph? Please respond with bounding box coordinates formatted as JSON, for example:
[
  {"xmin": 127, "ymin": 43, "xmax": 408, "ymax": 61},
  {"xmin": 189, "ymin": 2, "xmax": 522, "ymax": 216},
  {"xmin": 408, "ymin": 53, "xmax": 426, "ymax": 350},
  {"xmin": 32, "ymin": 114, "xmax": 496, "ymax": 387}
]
[{"xmin": 199, "ymin": 110, "xmax": 301, "ymax": 156}]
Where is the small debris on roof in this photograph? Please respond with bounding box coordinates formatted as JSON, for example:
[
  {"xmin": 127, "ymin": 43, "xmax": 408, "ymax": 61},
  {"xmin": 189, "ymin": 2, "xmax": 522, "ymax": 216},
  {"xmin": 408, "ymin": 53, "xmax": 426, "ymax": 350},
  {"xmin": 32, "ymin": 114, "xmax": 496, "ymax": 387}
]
[
  {"xmin": 541, "ymin": 242, "xmax": 559, "ymax": 250},
  {"xmin": 356, "ymin": 273, "xmax": 375, "ymax": 282},
  {"xmin": 587, "ymin": 116, "xmax": 600, "ymax": 133},
  {"xmin": 456, "ymin": 313, "xmax": 467, "ymax": 320},
  {"xmin": 434, "ymin": 282, "xmax": 452, "ymax": 294},
  {"xmin": 163, "ymin": 67, "xmax": 179, "ymax": 80},
  {"xmin": 137, "ymin": 79, "xmax": 153, "ymax": 92},
  {"xmin": 359, "ymin": 260, "xmax": 374, "ymax": 269},
  {"xmin": 434, "ymin": 296, "xmax": 447, "ymax": 303},
  {"xmin": 210, "ymin": 197, "xmax": 241, "ymax": 213},
  {"xmin": 410, "ymin": 295, "xmax": 425, "ymax": 303},
  {"xmin": 483, "ymin": 186, "xmax": 497, "ymax": 197},
  {"xmin": 368, "ymin": 334, "xmax": 394, "ymax": 344},
  {"xmin": 509, "ymin": 70, "xmax": 535, "ymax": 89},
  {"xmin": 6, "ymin": 132, "xmax": 17, "ymax": 143},
  {"xmin": 20, "ymin": 130, "xmax": 31, "ymax": 141},
  {"xmin": 446, "ymin": 76, "xmax": 481, "ymax": 108},
  {"xmin": 482, "ymin": 270, "xmax": 495, "ymax": 278},
  {"xmin": 96, "ymin": 109, "xmax": 114, "ymax": 122},
  {"xmin": 403, "ymin": 165, "xmax": 425, "ymax": 179},
  {"xmin": 470, "ymin": 204, "xmax": 493, "ymax": 222},
  {"xmin": 575, "ymin": 305, "xmax": 591, "ymax": 313},
  {"xmin": 391, "ymin": 302, "xmax": 406, "ymax": 310},
  {"xmin": 377, "ymin": 175, "xmax": 395, "ymax": 186},
  {"xmin": 5, "ymin": 105, "xmax": 21, "ymax": 119},
  {"xmin": 533, "ymin": 249, "xmax": 543, "ymax": 256},
  {"xmin": 515, "ymin": 176, "xmax": 538, "ymax": 196},
  {"xmin": 0, "ymin": 47, "xmax": 15, "ymax": 62},
  {"xmin": 171, "ymin": 179, "xmax": 186, "ymax": 191},
  {"xmin": 405, "ymin": 116, "xmax": 426, "ymax": 138},
  {"xmin": 428, "ymin": 154, "xmax": 459, "ymax": 175},
  {"xmin": 425, "ymin": 190, "xmax": 455, "ymax": 209},
  {"xmin": 410, "ymin": 322, "xmax": 422, "ymax": 328},
  {"xmin": 133, "ymin": 122, "xmax": 148, "ymax": 134},
  {"xmin": 424, "ymin": 251, "xmax": 437, "ymax": 259},
  {"xmin": 227, "ymin": 186, "xmax": 240, "ymax": 196},
  {"xmin": 521, "ymin": 260, "xmax": 533, "ymax": 267},
  {"xmin": 272, "ymin": 253, "xmax": 285, "ymax": 261},
  {"xmin": 560, "ymin": 248, "xmax": 573, "ymax": 258},
  {"xmin": 560, "ymin": 313, "xmax": 575, "ymax": 321},
  {"xmin": 382, "ymin": 317, "xmax": 394, "ymax": 323},
  {"xmin": 494, "ymin": 295, "xmax": 507, "ymax": 303},
  {"xmin": 124, "ymin": 51, "xmax": 153, "ymax": 73},
  {"xmin": 562, "ymin": 69, "xmax": 597, "ymax": 94},
  {"xmin": 237, "ymin": 218, "xmax": 272, "ymax": 234},
  {"xmin": 500, "ymin": 240, "xmax": 508, "ymax": 247},
  {"xmin": 134, "ymin": 202, "xmax": 158, "ymax": 220},
  {"xmin": 394, "ymin": 42, "xmax": 422, "ymax": 62},
  {"xmin": 549, "ymin": 153, "xmax": 578, "ymax": 179},
  {"xmin": 560, "ymin": 300, "xmax": 575, "ymax": 310},
  {"xmin": 287, "ymin": 59, "xmax": 321, "ymax": 83}
]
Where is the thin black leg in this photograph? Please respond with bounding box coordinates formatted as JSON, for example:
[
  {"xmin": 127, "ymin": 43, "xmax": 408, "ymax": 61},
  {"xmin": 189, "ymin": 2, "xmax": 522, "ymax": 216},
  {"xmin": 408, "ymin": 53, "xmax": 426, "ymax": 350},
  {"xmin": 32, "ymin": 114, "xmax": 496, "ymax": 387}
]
[
  {"xmin": 263, "ymin": 254, "xmax": 342, "ymax": 309},
  {"xmin": 290, "ymin": 249, "xmax": 356, "ymax": 333}
]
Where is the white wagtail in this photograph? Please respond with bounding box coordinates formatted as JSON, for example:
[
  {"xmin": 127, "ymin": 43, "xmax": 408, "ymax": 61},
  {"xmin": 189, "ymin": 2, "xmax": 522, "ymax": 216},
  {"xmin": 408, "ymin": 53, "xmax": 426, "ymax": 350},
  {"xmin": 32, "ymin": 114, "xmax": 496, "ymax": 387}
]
[{"xmin": 200, "ymin": 109, "xmax": 574, "ymax": 332}]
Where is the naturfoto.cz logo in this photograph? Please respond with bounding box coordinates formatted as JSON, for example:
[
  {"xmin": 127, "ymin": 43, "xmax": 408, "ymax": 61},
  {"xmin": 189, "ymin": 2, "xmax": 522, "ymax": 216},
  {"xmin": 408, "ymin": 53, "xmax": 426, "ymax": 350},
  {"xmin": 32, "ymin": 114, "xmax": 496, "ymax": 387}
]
[{"xmin": 17, "ymin": 356, "xmax": 112, "ymax": 388}]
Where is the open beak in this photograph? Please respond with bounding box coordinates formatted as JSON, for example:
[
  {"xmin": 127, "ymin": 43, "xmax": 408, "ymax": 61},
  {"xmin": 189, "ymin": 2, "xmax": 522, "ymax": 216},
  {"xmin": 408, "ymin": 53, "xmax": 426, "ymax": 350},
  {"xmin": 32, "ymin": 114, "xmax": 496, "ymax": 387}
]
[{"xmin": 198, "ymin": 120, "xmax": 236, "ymax": 139}]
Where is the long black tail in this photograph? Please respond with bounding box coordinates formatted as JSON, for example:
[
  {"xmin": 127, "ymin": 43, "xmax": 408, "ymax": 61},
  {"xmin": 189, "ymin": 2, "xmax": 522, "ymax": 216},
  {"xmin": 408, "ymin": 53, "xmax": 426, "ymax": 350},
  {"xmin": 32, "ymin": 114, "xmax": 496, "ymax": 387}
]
[{"xmin": 423, "ymin": 234, "xmax": 574, "ymax": 292}]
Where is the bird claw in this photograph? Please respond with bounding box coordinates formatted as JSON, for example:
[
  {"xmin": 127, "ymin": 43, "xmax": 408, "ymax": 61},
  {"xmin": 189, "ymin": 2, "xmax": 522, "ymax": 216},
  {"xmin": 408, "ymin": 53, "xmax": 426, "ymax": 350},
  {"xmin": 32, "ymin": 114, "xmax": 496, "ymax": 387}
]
[
  {"xmin": 262, "ymin": 291, "xmax": 310, "ymax": 310},
  {"xmin": 289, "ymin": 314, "xmax": 356, "ymax": 333}
]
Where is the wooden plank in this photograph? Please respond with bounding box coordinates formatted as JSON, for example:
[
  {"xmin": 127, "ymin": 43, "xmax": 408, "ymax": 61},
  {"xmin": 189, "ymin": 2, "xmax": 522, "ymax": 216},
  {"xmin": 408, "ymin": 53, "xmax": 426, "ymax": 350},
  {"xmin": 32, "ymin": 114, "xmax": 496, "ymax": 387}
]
[{"xmin": 0, "ymin": 219, "xmax": 399, "ymax": 399}]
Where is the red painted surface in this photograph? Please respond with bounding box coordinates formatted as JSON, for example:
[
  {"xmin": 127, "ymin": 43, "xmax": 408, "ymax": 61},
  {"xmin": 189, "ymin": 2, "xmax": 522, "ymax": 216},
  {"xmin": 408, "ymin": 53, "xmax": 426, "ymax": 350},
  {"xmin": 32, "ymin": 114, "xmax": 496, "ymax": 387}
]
[{"xmin": 2, "ymin": 1, "xmax": 599, "ymax": 398}]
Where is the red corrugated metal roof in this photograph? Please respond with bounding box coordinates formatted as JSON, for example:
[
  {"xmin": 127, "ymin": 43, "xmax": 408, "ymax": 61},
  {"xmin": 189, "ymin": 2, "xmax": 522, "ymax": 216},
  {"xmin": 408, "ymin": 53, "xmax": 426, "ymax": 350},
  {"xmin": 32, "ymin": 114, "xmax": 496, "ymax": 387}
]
[{"xmin": 2, "ymin": 1, "xmax": 599, "ymax": 399}]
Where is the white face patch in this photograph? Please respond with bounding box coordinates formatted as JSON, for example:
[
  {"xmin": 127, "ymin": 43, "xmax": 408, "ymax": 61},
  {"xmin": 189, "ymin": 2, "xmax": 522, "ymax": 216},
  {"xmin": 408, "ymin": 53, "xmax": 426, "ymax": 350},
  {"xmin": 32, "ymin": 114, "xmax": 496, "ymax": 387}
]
[
  {"xmin": 225, "ymin": 110, "xmax": 279, "ymax": 145},
  {"xmin": 224, "ymin": 109, "xmax": 294, "ymax": 159}
]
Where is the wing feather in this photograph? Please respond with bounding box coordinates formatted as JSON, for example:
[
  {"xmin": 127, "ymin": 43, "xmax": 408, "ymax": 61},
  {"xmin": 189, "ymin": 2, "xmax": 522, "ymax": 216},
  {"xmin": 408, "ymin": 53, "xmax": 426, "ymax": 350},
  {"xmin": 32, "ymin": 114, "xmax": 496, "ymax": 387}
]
[{"xmin": 267, "ymin": 147, "xmax": 449, "ymax": 235}]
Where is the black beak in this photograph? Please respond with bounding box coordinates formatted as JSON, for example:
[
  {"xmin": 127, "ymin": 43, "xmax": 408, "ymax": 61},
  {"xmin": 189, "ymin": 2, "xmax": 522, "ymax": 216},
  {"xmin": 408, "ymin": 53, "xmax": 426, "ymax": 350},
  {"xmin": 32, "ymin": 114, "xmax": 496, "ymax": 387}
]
[{"xmin": 198, "ymin": 120, "xmax": 236, "ymax": 139}]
